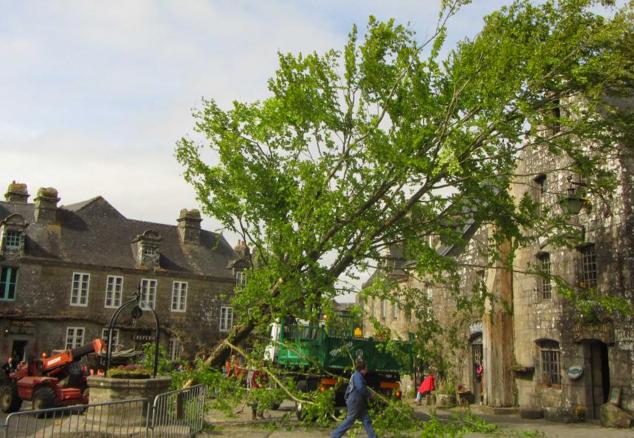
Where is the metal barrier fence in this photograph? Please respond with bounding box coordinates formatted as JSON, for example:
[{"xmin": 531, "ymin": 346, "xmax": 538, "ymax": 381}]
[
  {"xmin": 1, "ymin": 385, "xmax": 207, "ymax": 438},
  {"xmin": 149, "ymin": 384, "xmax": 207, "ymax": 438},
  {"xmin": 1, "ymin": 398, "xmax": 148, "ymax": 438}
]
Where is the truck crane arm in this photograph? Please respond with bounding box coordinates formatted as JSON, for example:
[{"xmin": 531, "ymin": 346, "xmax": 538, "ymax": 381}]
[{"xmin": 40, "ymin": 338, "xmax": 106, "ymax": 374}]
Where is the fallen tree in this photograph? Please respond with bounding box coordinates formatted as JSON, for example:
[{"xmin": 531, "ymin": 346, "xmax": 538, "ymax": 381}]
[{"xmin": 176, "ymin": 0, "xmax": 633, "ymax": 368}]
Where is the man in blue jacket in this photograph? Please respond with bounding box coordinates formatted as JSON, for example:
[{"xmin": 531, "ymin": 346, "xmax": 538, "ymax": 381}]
[{"xmin": 331, "ymin": 359, "xmax": 377, "ymax": 438}]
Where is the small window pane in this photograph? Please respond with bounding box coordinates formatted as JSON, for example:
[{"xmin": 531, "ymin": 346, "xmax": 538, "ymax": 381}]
[
  {"xmin": 579, "ymin": 245, "xmax": 597, "ymax": 289},
  {"xmin": 169, "ymin": 338, "xmax": 182, "ymax": 361},
  {"xmin": 141, "ymin": 279, "xmax": 157, "ymax": 310},
  {"xmin": 392, "ymin": 301, "xmax": 399, "ymax": 320},
  {"xmin": 65, "ymin": 327, "xmax": 85, "ymax": 350},
  {"xmin": 70, "ymin": 273, "xmax": 90, "ymax": 306},
  {"xmin": 102, "ymin": 328, "xmax": 120, "ymax": 349},
  {"xmin": 105, "ymin": 276, "xmax": 123, "ymax": 308},
  {"xmin": 4, "ymin": 231, "xmax": 21, "ymax": 251},
  {"xmin": 171, "ymin": 281, "xmax": 187, "ymax": 312},
  {"xmin": 538, "ymin": 340, "xmax": 561, "ymax": 385},
  {"xmin": 537, "ymin": 253, "xmax": 552, "ymax": 300},
  {"xmin": 0, "ymin": 267, "xmax": 18, "ymax": 300},
  {"xmin": 220, "ymin": 306, "xmax": 233, "ymax": 332}
]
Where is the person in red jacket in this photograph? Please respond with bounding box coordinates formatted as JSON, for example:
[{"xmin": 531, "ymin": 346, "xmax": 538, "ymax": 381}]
[
  {"xmin": 247, "ymin": 367, "xmax": 267, "ymax": 420},
  {"xmin": 416, "ymin": 372, "xmax": 435, "ymax": 405}
]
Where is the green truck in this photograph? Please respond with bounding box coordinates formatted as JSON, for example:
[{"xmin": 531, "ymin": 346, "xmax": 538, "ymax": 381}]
[{"xmin": 265, "ymin": 319, "xmax": 413, "ymax": 407}]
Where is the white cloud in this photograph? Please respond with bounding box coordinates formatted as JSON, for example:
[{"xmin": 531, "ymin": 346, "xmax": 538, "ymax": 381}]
[{"xmin": 0, "ymin": 0, "xmax": 518, "ymax": 296}]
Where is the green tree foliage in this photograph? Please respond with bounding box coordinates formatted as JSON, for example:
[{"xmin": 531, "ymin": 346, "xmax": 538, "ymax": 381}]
[{"xmin": 176, "ymin": 0, "xmax": 633, "ymax": 365}]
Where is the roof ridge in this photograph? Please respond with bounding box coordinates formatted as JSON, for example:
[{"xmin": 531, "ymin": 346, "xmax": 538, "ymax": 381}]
[
  {"xmin": 125, "ymin": 217, "xmax": 222, "ymax": 238},
  {"xmin": 61, "ymin": 196, "xmax": 104, "ymax": 211}
]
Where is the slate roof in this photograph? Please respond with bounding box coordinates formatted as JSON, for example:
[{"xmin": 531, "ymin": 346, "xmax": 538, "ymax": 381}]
[{"xmin": 0, "ymin": 197, "xmax": 237, "ymax": 278}]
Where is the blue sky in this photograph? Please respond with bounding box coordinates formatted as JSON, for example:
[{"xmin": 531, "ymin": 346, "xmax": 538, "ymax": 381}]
[{"xmin": 0, "ymin": 0, "xmax": 510, "ymax": 258}]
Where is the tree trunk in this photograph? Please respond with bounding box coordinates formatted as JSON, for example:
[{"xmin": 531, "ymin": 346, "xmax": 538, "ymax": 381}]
[{"xmin": 204, "ymin": 320, "xmax": 256, "ymax": 368}]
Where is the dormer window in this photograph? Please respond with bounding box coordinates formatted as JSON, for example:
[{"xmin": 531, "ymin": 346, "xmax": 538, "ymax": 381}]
[
  {"xmin": 4, "ymin": 231, "xmax": 21, "ymax": 252},
  {"xmin": 0, "ymin": 214, "xmax": 27, "ymax": 258},
  {"xmin": 131, "ymin": 230, "xmax": 162, "ymax": 269},
  {"xmin": 143, "ymin": 246, "xmax": 159, "ymax": 258}
]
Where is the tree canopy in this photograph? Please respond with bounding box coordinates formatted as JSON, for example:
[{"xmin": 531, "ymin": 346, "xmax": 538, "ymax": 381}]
[{"xmin": 176, "ymin": 0, "xmax": 633, "ymax": 365}]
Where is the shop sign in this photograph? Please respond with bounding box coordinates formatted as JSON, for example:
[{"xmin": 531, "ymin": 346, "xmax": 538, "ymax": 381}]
[{"xmin": 567, "ymin": 366, "xmax": 584, "ymax": 380}]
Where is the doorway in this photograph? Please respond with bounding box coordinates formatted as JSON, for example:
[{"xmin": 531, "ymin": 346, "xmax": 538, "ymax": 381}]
[
  {"xmin": 11, "ymin": 339, "xmax": 28, "ymax": 362},
  {"xmin": 471, "ymin": 335, "xmax": 483, "ymax": 404},
  {"xmin": 585, "ymin": 340, "xmax": 610, "ymax": 420}
]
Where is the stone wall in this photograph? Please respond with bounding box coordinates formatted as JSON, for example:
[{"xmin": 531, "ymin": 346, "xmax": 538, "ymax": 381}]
[
  {"xmin": 511, "ymin": 137, "xmax": 634, "ymax": 419},
  {"xmin": 359, "ymin": 136, "xmax": 634, "ymax": 420},
  {"xmin": 0, "ymin": 258, "xmax": 234, "ymax": 360}
]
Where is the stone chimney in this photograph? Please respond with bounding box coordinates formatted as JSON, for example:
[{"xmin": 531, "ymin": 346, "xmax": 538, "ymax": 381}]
[
  {"xmin": 233, "ymin": 240, "xmax": 250, "ymax": 259},
  {"xmin": 4, "ymin": 181, "xmax": 29, "ymax": 203},
  {"xmin": 177, "ymin": 209, "xmax": 202, "ymax": 243},
  {"xmin": 34, "ymin": 187, "xmax": 60, "ymax": 224},
  {"xmin": 231, "ymin": 240, "xmax": 252, "ymax": 270}
]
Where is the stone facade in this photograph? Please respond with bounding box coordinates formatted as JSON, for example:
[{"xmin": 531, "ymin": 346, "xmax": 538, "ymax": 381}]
[
  {"xmin": 0, "ymin": 182, "xmax": 243, "ymax": 362},
  {"xmin": 360, "ymin": 128, "xmax": 634, "ymax": 421},
  {"xmin": 510, "ymin": 137, "xmax": 634, "ymax": 420}
]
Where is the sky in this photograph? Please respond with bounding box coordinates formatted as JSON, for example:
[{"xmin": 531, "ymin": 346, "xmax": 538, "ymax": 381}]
[{"xmin": 0, "ymin": 0, "xmax": 512, "ymax": 295}]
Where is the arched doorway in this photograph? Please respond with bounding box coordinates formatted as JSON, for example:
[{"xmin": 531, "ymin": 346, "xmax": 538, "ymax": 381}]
[
  {"xmin": 471, "ymin": 333, "xmax": 483, "ymax": 404},
  {"xmin": 582, "ymin": 340, "xmax": 610, "ymax": 420}
]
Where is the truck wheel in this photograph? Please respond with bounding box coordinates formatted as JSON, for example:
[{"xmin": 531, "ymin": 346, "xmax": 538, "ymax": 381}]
[
  {"xmin": 32, "ymin": 386, "xmax": 57, "ymax": 412},
  {"xmin": 0, "ymin": 382, "xmax": 22, "ymax": 413}
]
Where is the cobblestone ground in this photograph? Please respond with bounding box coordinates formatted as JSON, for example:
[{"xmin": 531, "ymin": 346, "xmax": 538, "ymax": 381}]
[{"xmin": 202, "ymin": 401, "xmax": 634, "ymax": 437}]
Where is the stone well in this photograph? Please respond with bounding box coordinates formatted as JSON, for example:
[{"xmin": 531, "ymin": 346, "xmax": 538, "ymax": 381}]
[{"xmin": 86, "ymin": 375, "xmax": 172, "ymax": 426}]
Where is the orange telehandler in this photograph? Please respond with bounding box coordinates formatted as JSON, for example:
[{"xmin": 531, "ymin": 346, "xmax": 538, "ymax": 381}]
[{"xmin": 0, "ymin": 338, "xmax": 106, "ymax": 413}]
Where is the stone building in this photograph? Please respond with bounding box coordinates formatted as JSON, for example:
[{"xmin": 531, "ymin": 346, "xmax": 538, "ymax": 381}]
[
  {"xmin": 360, "ymin": 132, "xmax": 634, "ymax": 421},
  {"xmin": 0, "ymin": 182, "xmax": 243, "ymax": 362},
  {"xmin": 360, "ymin": 226, "xmax": 488, "ymax": 400},
  {"xmin": 508, "ymin": 137, "xmax": 634, "ymax": 420}
]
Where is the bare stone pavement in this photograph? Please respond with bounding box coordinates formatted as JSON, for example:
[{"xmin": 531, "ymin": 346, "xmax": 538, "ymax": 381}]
[{"xmin": 202, "ymin": 401, "xmax": 634, "ymax": 438}]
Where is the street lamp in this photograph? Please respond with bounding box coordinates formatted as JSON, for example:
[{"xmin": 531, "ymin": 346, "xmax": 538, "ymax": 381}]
[{"xmin": 559, "ymin": 175, "xmax": 588, "ymax": 216}]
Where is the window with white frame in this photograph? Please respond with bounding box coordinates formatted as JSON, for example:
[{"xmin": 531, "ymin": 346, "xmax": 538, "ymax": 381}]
[
  {"xmin": 380, "ymin": 300, "xmax": 387, "ymax": 319},
  {"xmin": 143, "ymin": 246, "xmax": 158, "ymax": 258},
  {"xmin": 219, "ymin": 306, "xmax": 233, "ymax": 332},
  {"xmin": 101, "ymin": 328, "xmax": 120, "ymax": 349},
  {"xmin": 235, "ymin": 271, "xmax": 247, "ymax": 288},
  {"xmin": 168, "ymin": 338, "xmax": 182, "ymax": 361},
  {"xmin": 104, "ymin": 275, "xmax": 123, "ymax": 308},
  {"xmin": 70, "ymin": 272, "xmax": 90, "ymax": 306},
  {"xmin": 392, "ymin": 301, "xmax": 399, "ymax": 320},
  {"xmin": 140, "ymin": 279, "xmax": 157, "ymax": 310},
  {"xmin": 0, "ymin": 266, "xmax": 18, "ymax": 301},
  {"xmin": 65, "ymin": 327, "xmax": 85, "ymax": 350},
  {"xmin": 3, "ymin": 231, "xmax": 21, "ymax": 252},
  {"xmin": 171, "ymin": 281, "xmax": 188, "ymax": 312}
]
